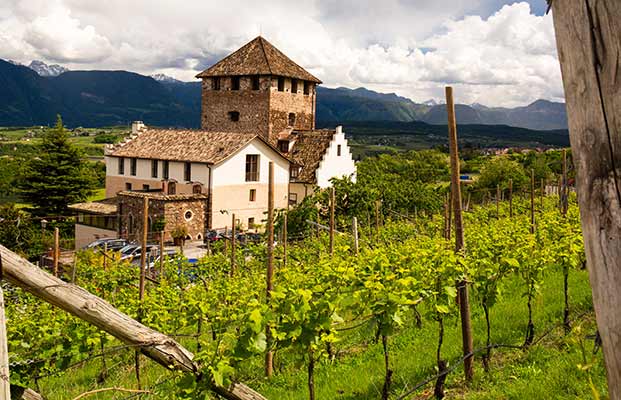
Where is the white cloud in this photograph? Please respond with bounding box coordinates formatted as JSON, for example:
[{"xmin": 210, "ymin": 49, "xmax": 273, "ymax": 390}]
[{"xmin": 0, "ymin": 0, "xmax": 563, "ymax": 107}]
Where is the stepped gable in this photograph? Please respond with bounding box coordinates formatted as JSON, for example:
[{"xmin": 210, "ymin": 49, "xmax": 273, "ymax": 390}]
[
  {"xmin": 196, "ymin": 36, "xmax": 321, "ymax": 83},
  {"xmin": 289, "ymin": 129, "xmax": 335, "ymax": 184}
]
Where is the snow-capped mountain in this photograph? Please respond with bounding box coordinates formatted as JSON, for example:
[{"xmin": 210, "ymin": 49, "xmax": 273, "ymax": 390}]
[
  {"xmin": 150, "ymin": 73, "xmax": 182, "ymax": 84},
  {"xmin": 423, "ymin": 99, "xmax": 441, "ymax": 106},
  {"xmin": 28, "ymin": 60, "xmax": 69, "ymax": 77}
]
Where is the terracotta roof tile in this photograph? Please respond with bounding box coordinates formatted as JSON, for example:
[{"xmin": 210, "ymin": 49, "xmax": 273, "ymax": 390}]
[
  {"xmin": 196, "ymin": 36, "xmax": 321, "ymax": 83},
  {"xmin": 69, "ymin": 198, "xmax": 118, "ymax": 215},
  {"xmin": 289, "ymin": 130, "xmax": 335, "ymax": 184},
  {"xmin": 107, "ymin": 128, "xmax": 259, "ymax": 164}
]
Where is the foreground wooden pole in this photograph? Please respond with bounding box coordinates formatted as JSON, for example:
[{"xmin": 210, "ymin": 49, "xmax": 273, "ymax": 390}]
[
  {"xmin": 265, "ymin": 162, "xmax": 274, "ymax": 378},
  {"xmin": 136, "ymin": 197, "xmax": 149, "ymax": 389},
  {"xmin": 496, "ymin": 185, "xmax": 500, "ymax": 219},
  {"xmin": 551, "ymin": 1, "xmax": 621, "ymax": 397},
  {"xmin": 508, "ymin": 179, "xmax": 513, "ymax": 219},
  {"xmin": 0, "ymin": 283, "xmax": 10, "ymax": 400},
  {"xmin": 0, "ymin": 244, "xmax": 267, "ymax": 400},
  {"xmin": 446, "ymin": 86, "xmax": 474, "ymax": 382},
  {"xmin": 352, "ymin": 216, "xmax": 359, "ymax": 256},
  {"xmin": 282, "ymin": 212, "xmax": 287, "ymax": 266}
]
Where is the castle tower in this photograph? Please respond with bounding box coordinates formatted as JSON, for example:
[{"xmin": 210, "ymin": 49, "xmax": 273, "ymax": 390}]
[{"xmin": 196, "ymin": 37, "xmax": 321, "ymax": 142}]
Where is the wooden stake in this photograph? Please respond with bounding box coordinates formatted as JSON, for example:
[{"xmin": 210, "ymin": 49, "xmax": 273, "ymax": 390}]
[
  {"xmin": 558, "ymin": 175, "xmax": 563, "ymax": 212},
  {"xmin": 0, "ymin": 282, "xmax": 10, "ymax": 400},
  {"xmin": 330, "ymin": 187, "xmax": 335, "ymax": 256},
  {"xmin": 53, "ymin": 227, "xmax": 59, "ymax": 277},
  {"xmin": 496, "ymin": 185, "xmax": 500, "ymax": 219},
  {"xmin": 447, "ymin": 191, "xmax": 453, "ymax": 240},
  {"xmin": 530, "ymin": 170, "xmax": 535, "ymax": 234},
  {"xmin": 446, "ymin": 86, "xmax": 474, "ymax": 382},
  {"xmin": 352, "ymin": 216, "xmax": 359, "ymax": 256},
  {"xmin": 508, "ymin": 179, "xmax": 513, "ymax": 219},
  {"xmin": 443, "ymin": 200, "xmax": 450, "ymax": 240},
  {"xmin": 266, "ymin": 162, "xmax": 274, "ymax": 378},
  {"xmin": 136, "ymin": 196, "xmax": 148, "ymax": 390},
  {"xmin": 283, "ymin": 213, "xmax": 287, "ymax": 266},
  {"xmin": 551, "ymin": 2, "xmax": 621, "ymax": 395},
  {"xmin": 540, "ymin": 178, "xmax": 545, "ymax": 211},
  {"xmin": 562, "ymin": 148, "xmax": 568, "ymax": 216},
  {"xmin": 159, "ymin": 232, "xmax": 164, "ymax": 278},
  {"xmin": 231, "ymin": 213, "xmax": 236, "ymax": 276}
]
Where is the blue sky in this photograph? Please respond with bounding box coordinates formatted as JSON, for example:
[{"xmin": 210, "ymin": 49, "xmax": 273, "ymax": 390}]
[{"xmin": 0, "ymin": 0, "xmax": 562, "ymax": 106}]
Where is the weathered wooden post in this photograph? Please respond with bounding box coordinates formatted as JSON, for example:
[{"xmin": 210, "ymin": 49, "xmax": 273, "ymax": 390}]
[
  {"xmin": 53, "ymin": 227, "xmax": 59, "ymax": 277},
  {"xmin": 540, "ymin": 178, "xmax": 545, "ymax": 211},
  {"xmin": 136, "ymin": 196, "xmax": 149, "ymax": 389},
  {"xmin": 508, "ymin": 179, "xmax": 513, "ymax": 219},
  {"xmin": 496, "ymin": 184, "xmax": 500, "ymax": 218},
  {"xmin": 266, "ymin": 162, "xmax": 274, "ymax": 377},
  {"xmin": 0, "ymin": 264, "xmax": 10, "ymax": 400},
  {"xmin": 562, "ymin": 148, "xmax": 569, "ymax": 216},
  {"xmin": 159, "ymin": 231, "xmax": 164, "ymax": 278},
  {"xmin": 231, "ymin": 213, "xmax": 236, "ymax": 275},
  {"xmin": 352, "ymin": 216, "xmax": 359, "ymax": 256},
  {"xmin": 551, "ymin": 1, "xmax": 621, "ymax": 396},
  {"xmin": 330, "ymin": 187, "xmax": 335, "ymax": 256},
  {"xmin": 446, "ymin": 86, "xmax": 474, "ymax": 382},
  {"xmin": 530, "ymin": 170, "xmax": 535, "ymax": 234},
  {"xmin": 283, "ymin": 212, "xmax": 287, "ymax": 266}
]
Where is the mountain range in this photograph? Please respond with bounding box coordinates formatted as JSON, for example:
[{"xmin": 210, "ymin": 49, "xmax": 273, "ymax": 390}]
[{"xmin": 0, "ymin": 59, "xmax": 568, "ymax": 131}]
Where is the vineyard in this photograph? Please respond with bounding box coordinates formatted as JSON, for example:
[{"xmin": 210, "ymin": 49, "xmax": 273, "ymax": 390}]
[{"xmin": 1, "ymin": 191, "xmax": 606, "ymax": 399}]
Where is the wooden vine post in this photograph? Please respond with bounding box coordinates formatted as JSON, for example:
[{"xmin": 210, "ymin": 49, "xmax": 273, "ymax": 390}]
[
  {"xmin": 508, "ymin": 179, "xmax": 513, "ymax": 219},
  {"xmin": 551, "ymin": 1, "xmax": 621, "ymax": 397},
  {"xmin": 445, "ymin": 86, "xmax": 474, "ymax": 382},
  {"xmin": 496, "ymin": 184, "xmax": 500, "ymax": 218},
  {"xmin": 0, "ymin": 264, "xmax": 10, "ymax": 400},
  {"xmin": 283, "ymin": 212, "xmax": 288, "ymax": 266},
  {"xmin": 136, "ymin": 196, "xmax": 149, "ymax": 389},
  {"xmin": 530, "ymin": 170, "xmax": 536, "ymax": 234},
  {"xmin": 329, "ymin": 187, "xmax": 335, "ymax": 256},
  {"xmin": 562, "ymin": 148, "xmax": 569, "ymax": 216},
  {"xmin": 231, "ymin": 213, "xmax": 236, "ymax": 275},
  {"xmin": 159, "ymin": 232, "xmax": 164, "ymax": 278},
  {"xmin": 53, "ymin": 227, "xmax": 59, "ymax": 277},
  {"xmin": 352, "ymin": 216, "xmax": 359, "ymax": 256},
  {"xmin": 265, "ymin": 162, "xmax": 275, "ymax": 377},
  {"xmin": 540, "ymin": 178, "xmax": 545, "ymax": 211}
]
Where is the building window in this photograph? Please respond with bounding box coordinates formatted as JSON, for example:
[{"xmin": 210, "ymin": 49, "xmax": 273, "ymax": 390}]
[
  {"xmin": 289, "ymin": 193, "xmax": 298, "ymax": 206},
  {"xmin": 184, "ymin": 210, "xmax": 194, "ymax": 221},
  {"xmin": 231, "ymin": 76, "xmax": 240, "ymax": 90},
  {"xmin": 291, "ymin": 79, "xmax": 298, "ymax": 93},
  {"xmin": 193, "ymin": 184, "xmax": 202, "ymax": 194},
  {"xmin": 248, "ymin": 217, "xmax": 255, "ymax": 229},
  {"xmin": 245, "ymin": 154, "xmax": 259, "ymax": 182},
  {"xmin": 288, "ymin": 113, "xmax": 296, "ymax": 126},
  {"xmin": 337, "ymin": 144, "xmax": 342, "ymax": 156},
  {"xmin": 303, "ymin": 81, "xmax": 310, "ymax": 95},
  {"xmin": 125, "ymin": 182, "xmax": 132, "ymax": 191},
  {"xmin": 251, "ymin": 75, "xmax": 260, "ymax": 90},
  {"xmin": 184, "ymin": 162, "xmax": 192, "ymax": 181},
  {"xmin": 228, "ymin": 111, "xmax": 240, "ymax": 122},
  {"xmin": 142, "ymin": 184, "xmax": 150, "ymax": 191},
  {"xmin": 151, "ymin": 159, "xmax": 158, "ymax": 178},
  {"xmin": 278, "ymin": 140, "xmax": 289, "ymax": 153},
  {"xmin": 163, "ymin": 160, "xmax": 169, "ymax": 179},
  {"xmin": 249, "ymin": 189, "xmax": 256, "ymax": 201},
  {"xmin": 290, "ymin": 166, "xmax": 299, "ymax": 179},
  {"xmin": 130, "ymin": 158, "xmax": 137, "ymax": 176},
  {"xmin": 168, "ymin": 182, "xmax": 176, "ymax": 195},
  {"xmin": 277, "ymin": 77, "xmax": 285, "ymax": 92},
  {"xmin": 212, "ymin": 77, "xmax": 221, "ymax": 90},
  {"xmin": 118, "ymin": 157, "xmax": 125, "ymax": 175}
]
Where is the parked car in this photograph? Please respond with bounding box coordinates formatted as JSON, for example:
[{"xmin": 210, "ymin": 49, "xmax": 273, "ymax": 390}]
[
  {"xmin": 235, "ymin": 232, "xmax": 262, "ymax": 246},
  {"xmin": 84, "ymin": 238, "xmax": 129, "ymax": 251},
  {"xmin": 119, "ymin": 244, "xmax": 158, "ymax": 261},
  {"xmin": 205, "ymin": 230, "xmax": 225, "ymax": 242}
]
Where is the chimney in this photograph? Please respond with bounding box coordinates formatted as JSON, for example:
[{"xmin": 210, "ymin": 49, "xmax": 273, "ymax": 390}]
[{"xmin": 132, "ymin": 121, "xmax": 146, "ymax": 134}]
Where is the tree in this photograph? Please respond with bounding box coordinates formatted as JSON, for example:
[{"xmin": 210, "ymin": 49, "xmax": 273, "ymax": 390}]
[
  {"xmin": 475, "ymin": 156, "xmax": 528, "ymax": 192},
  {"xmin": 19, "ymin": 116, "xmax": 94, "ymax": 216},
  {"xmin": 0, "ymin": 204, "xmax": 42, "ymax": 259}
]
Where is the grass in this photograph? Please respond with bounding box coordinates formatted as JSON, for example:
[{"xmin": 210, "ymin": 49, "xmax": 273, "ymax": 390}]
[{"xmin": 30, "ymin": 267, "xmax": 606, "ymax": 400}]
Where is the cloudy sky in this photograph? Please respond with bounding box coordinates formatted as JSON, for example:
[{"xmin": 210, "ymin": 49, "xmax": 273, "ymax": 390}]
[{"xmin": 0, "ymin": 0, "xmax": 563, "ymax": 107}]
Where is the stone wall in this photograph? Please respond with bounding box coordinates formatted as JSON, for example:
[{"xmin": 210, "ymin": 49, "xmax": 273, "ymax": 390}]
[
  {"xmin": 117, "ymin": 194, "xmax": 207, "ymax": 243},
  {"xmin": 200, "ymin": 75, "xmax": 317, "ymax": 140},
  {"xmin": 201, "ymin": 76, "xmax": 271, "ymax": 138},
  {"xmin": 105, "ymin": 176, "xmax": 198, "ymax": 198}
]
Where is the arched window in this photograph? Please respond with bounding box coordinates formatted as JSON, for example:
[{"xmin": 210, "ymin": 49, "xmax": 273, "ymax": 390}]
[{"xmin": 193, "ymin": 184, "xmax": 202, "ymax": 194}]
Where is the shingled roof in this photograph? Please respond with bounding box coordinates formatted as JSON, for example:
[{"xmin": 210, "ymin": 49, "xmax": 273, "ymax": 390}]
[
  {"xmin": 196, "ymin": 36, "xmax": 321, "ymax": 83},
  {"xmin": 289, "ymin": 130, "xmax": 335, "ymax": 184},
  {"xmin": 107, "ymin": 128, "xmax": 288, "ymax": 164}
]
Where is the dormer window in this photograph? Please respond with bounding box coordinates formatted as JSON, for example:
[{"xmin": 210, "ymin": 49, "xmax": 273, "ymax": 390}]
[
  {"xmin": 251, "ymin": 75, "xmax": 260, "ymax": 90},
  {"xmin": 288, "ymin": 113, "xmax": 296, "ymax": 126},
  {"xmin": 303, "ymin": 81, "xmax": 310, "ymax": 95},
  {"xmin": 278, "ymin": 140, "xmax": 289, "ymax": 153},
  {"xmin": 212, "ymin": 77, "xmax": 221, "ymax": 90},
  {"xmin": 228, "ymin": 111, "xmax": 240, "ymax": 122},
  {"xmin": 231, "ymin": 76, "xmax": 240, "ymax": 90},
  {"xmin": 277, "ymin": 77, "xmax": 285, "ymax": 92},
  {"xmin": 291, "ymin": 79, "xmax": 298, "ymax": 93}
]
